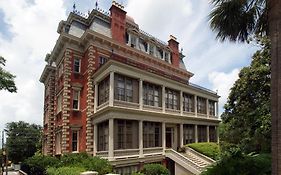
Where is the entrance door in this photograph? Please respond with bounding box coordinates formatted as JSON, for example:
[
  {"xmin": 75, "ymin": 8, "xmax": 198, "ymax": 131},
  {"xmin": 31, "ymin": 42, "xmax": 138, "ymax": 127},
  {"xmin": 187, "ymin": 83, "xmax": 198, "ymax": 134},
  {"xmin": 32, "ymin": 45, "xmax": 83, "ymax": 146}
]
[{"xmin": 166, "ymin": 127, "xmax": 173, "ymax": 148}]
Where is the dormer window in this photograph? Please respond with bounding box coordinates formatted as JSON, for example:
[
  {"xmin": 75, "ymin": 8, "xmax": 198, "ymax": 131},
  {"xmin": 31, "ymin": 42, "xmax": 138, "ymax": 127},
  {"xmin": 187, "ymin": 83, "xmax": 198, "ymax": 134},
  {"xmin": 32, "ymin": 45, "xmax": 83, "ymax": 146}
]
[
  {"xmin": 164, "ymin": 51, "xmax": 171, "ymax": 63},
  {"xmin": 156, "ymin": 47, "xmax": 163, "ymax": 59},
  {"xmin": 149, "ymin": 44, "xmax": 155, "ymax": 56},
  {"xmin": 130, "ymin": 35, "xmax": 137, "ymax": 48},
  {"xmin": 139, "ymin": 38, "xmax": 148, "ymax": 52}
]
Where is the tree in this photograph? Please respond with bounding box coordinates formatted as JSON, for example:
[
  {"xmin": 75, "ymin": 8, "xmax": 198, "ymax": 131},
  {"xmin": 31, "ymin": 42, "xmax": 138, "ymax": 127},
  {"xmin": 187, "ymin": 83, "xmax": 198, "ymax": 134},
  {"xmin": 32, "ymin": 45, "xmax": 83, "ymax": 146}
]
[
  {"xmin": 0, "ymin": 56, "xmax": 17, "ymax": 93},
  {"xmin": 209, "ymin": 0, "xmax": 281, "ymax": 173},
  {"xmin": 220, "ymin": 37, "xmax": 270, "ymax": 153},
  {"xmin": 5, "ymin": 121, "xmax": 42, "ymax": 163}
]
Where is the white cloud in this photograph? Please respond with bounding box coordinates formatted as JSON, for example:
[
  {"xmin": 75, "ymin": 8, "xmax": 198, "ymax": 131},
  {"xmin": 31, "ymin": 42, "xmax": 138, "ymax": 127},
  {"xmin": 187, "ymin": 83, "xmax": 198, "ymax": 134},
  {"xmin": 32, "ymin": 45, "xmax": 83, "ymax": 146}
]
[
  {"xmin": 208, "ymin": 69, "xmax": 240, "ymax": 114},
  {"xmin": 0, "ymin": 0, "xmax": 66, "ymax": 131}
]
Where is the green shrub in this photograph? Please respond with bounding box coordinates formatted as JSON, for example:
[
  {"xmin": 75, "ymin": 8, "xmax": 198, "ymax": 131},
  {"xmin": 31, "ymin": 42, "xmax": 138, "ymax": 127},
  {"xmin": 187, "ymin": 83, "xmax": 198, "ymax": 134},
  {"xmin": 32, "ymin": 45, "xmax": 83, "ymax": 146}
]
[
  {"xmin": 187, "ymin": 142, "xmax": 220, "ymax": 160},
  {"xmin": 21, "ymin": 154, "xmax": 59, "ymax": 175},
  {"xmin": 201, "ymin": 152, "xmax": 271, "ymax": 175},
  {"xmin": 83, "ymin": 156, "xmax": 112, "ymax": 175},
  {"xmin": 47, "ymin": 166, "xmax": 85, "ymax": 175},
  {"xmin": 58, "ymin": 152, "xmax": 90, "ymax": 167},
  {"xmin": 141, "ymin": 164, "xmax": 169, "ymax": 175}
]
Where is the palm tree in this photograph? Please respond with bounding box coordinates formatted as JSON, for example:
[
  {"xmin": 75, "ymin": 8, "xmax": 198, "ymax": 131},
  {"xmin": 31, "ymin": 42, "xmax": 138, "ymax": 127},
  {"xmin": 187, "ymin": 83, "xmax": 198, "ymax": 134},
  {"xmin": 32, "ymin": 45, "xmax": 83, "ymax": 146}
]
[{"xmin": 209, "ymin": 0, "xmax": 281, "ymax": 174}]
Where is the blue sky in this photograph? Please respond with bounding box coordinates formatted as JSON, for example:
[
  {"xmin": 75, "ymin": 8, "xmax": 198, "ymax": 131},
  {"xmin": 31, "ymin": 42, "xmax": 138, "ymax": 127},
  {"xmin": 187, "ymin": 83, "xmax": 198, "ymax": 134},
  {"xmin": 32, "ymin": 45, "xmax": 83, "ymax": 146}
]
[{"xmin": 0, "ymin": 0, "xmax": 258, "ymax": 134}]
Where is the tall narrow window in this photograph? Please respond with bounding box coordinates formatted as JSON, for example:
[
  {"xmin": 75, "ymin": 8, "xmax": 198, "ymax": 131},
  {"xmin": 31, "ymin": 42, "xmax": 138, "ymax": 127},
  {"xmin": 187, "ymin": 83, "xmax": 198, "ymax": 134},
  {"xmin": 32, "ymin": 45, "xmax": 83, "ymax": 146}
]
[
  {"xmin": 57, "ymin": 93, "xmax": 62, "ymax": 114},
  {"xmin": 165, "ymin": 88, "xmax": 179, "ymax": 110},
  {"xmin": 183, "ymin": 124, "xmax": 195, "ymax": 144},
  {"xmin": 209, "ymin": 126, "xmax": 217, "ymax": 142},
  {"xmin": 197, "ymin": 97, "xmax": 207, "ymax": 114},
  {"xmin": 198, "ymin": 125, "xmax": 207, "ymax": 142},
  {"xmin": 73, "ymin": 58, "xmax": 80, "ymax": 73},
  {"xmin": 98, "ymin": 121, "xmax": 109, "ymax": 151},
  {"xmin": 209, "ymin": 100, "xmax": 216, "ymax": 116},
  {"xmin": 72, "ymin": 130, "xmax": 78, "ymax": 152},
  {"xmin": 183, "ymin": 93, "xmax": 194, "ymax": 112},
  {"xmin": 98, "ymin": 76, "xmax": 109, "ymax": 105},
  {"xmin": 73, "ymin": 90, "xmax": 80, "ymax": 110},
  {"xmin": 149, "ymin": 44, "xmax": 155, "ymax": 56},
  {"xmin": 114, "ymin": 120, "xmax": 137, "ymax": 149}
]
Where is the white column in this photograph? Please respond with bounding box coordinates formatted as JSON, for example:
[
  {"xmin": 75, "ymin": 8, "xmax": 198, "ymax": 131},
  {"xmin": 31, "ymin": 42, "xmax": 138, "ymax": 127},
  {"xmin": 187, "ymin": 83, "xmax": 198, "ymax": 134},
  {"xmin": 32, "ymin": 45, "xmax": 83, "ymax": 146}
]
[
  {"xmin": 207, "ymin": 126, "xmax": 210, "ymax": 142},
  {"xmin": 180, "ymin": 91, "xmax": 183, "ymax": 115},
  {"xmin": 147, "ymin": 43, "xmax": 150, "ymax": 54},
  {"xmin": 216, "ymin": 101, "xmax": 219, "ymax": 117},
  {"xmin": 180, "ymin": 124, "xmax": 184, "ymax": 147},
  {"xmin": 109, "ymin": 72, "xmax": 114, "ymax": 107},
  {"xmin": 206, "ymin": 99, "xmax": 209, "ymax": 118},
  {"xmin": 93, "ymin": 124, "xmax": 97, "ymax": 156},
  {"xmin": 108, "ymin": 119, "xmax": 114, "ymax": 160},
  {"xmin": 139, "ymin": 120, "xmax": 143, "ymax": 157},
  {"xmin": 127, "ymin": 33, "xmax": 131, "ymax": 46},
  {"xmin": 195, "ymin": 125, "xmax": 198, "ymax": 143},
  {"xmin": 94, "ymin": 83, "xmax": 98, "ymax": 113},
  {"xmin": 194, "ymin": 95, "xmax": 197, "ymax": 117},
  {"xmin": 162, "ymin": 122, "xmax": 166, "ymax": 154},
  {"xmin": 162, "ymin": 86, "xmax": 165, "ymax": 113},
  {"xmin": 139, "ymin": 79, "xmax": 143, "ymax": 110}
]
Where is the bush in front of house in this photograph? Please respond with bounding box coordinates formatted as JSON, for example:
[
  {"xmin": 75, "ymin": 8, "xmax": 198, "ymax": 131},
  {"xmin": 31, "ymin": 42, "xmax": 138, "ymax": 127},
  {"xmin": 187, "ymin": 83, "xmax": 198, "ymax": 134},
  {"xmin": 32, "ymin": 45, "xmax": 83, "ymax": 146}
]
[
  {"xmin": 21, "ymin": 152, "xmax": 112, "ymax": 175},
  {"xmin": 47, "ymin": 166, "xmax": 86, "ymax": 175},
  {"xmin": 187, "ymin": 142, "xmax": 220, "ymax": 160},
  {"xmin": 141, "ymin": 164, "xmax": 169, "ymax": 175}
]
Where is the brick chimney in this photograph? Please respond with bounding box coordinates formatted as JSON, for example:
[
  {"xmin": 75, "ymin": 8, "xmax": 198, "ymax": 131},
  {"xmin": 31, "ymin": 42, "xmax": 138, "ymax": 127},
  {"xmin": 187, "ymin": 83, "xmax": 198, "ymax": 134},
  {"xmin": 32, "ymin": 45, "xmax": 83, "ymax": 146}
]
[
  {"xmin": 110, "ymin": 1, "xmax": 127, "ymax": 43},
  {"xmin": 168, "ymin": 35, "xmax": 180, "ymax": 67}
]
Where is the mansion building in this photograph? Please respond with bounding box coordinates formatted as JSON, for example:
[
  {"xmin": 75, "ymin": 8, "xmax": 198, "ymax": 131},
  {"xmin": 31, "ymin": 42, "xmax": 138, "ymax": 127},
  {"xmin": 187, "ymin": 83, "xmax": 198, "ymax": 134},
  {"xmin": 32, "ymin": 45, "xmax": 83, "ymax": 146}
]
[{"xmin": 40, "ymin": 2, "xmax": 220, "ymax": 174}]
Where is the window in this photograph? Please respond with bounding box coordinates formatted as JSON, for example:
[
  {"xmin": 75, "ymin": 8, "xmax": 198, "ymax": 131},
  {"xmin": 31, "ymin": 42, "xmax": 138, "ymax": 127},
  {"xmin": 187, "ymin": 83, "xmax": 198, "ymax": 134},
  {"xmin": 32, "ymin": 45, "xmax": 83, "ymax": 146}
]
[
  {"xmin": 55, "ymin": 132, "xmax": 62, "ymax": 154},
  {"xmin": 183, "ymin": 93, "xmax": 194, "ymax": 112},
  {"xmin": 197, "ymin": 97, "xmax": 207, "ymax": 114},
  {"xmin": 149, "ymin": 44, "xmax": 155, "ymax": 56},
  {"xmin": 143, "ymin": 82, "xmax": 162, "ymax": 107},
  {"xmin": 98, "ymin": 76, "xmax": 109, "ymax": 105},
  {"xmin": 73, "ymin": 58, "xmax": 80, "ymax": 73},
  {"xmin": 98, "ymin": 121, "xmax": 108, "ymax": 151},
  {"xmin": 114, "ymin": 74, "xmax": 138, "ymax": 103},
  {"xmin": 72, "ymin": 90, "xmax": 80, "ymax": 110},
  {"xmin": 130, "ymin": 35, "xmax": 137, "ymax": 48},
  {"xmin": 143, "ymin": 122, "xmax": 162, "ymax": 148},
  {"xmin": 164, "ymin": 51, "xmax": 171, "ymax": 63},
  {"xmin": 114, "ymin": 120, "xmax": 138, "ymax": 149},
  {"xmin": 209, "ymin": 100, "xmax": 216, "ymax": 116},
  {"xmin": 99, "ymin": 56, "xmax": 108, "ymax": 67},
  {"xmin": 139, "ymin": 38, "xmax": 148, "ymax": 52},
  {"xmin": 165, "ymin": 88, "xmax": 180, "ymax": 110},
  {"xmin": 183, "ymin": 125, "xmax": 194, "ymax": 144},
  {"xmin": 58, "ymin": 63, "xmax": 63, "ymax": 77},
  {"xmin": 72, "ymin": 130, "xmax": 78, "ymax": 152},
  {"xmin": 57, "ymin": 93, "xmax": 62, "ymax": 113},
  {"xmin": 198, "ymin": 125, "xmax": 207, "ymax": 142},
  {"xmin": 209, "ymin": 126, "xmax": 217, "ymax": 142},
  {"xmin": 156, "ymin": 47, "xmax": 163, "ymax": 59}
]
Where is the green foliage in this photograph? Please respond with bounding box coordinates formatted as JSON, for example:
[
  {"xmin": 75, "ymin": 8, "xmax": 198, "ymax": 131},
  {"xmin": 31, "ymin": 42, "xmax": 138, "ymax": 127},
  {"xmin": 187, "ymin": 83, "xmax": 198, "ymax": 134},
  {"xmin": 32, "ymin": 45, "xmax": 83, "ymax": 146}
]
[
  {"xmin": 6, "ymin": 121, "xmax": 42, "ymax": 163},
  {"xmin": 220, "ymin": 37, "xmax": 271, "ymax": 153},
  {"xmin": 0, "ymin": 56, "xmax": 17, "ymax": 92},
  {"xmin": 141, "ymin": 164, "xmax": 169, "ymax": 175},
  {"xmin": 209, "ymin": 0, "xmax": 267, "ymax": 42},
  {"xmin": 21, "ymin": 154, "xmax": 59, "ymax": 175},
  {"xmin": 21, "ymin": 153, "xmax": 112, "ymax": 175},
  {"xmin": 47, "ymin": 166, "xmax": 86, "ymax": 175},
  {"xmin": 187, "ymin": 142, "xmax": 220, "ymax": 160},
  {"xmin": 201, "ymin": 150, "xmax": 271, "ymax": 175},
  {"xmin": 132, "ymin": 172, "xmax": 144, "ymax": 175}
]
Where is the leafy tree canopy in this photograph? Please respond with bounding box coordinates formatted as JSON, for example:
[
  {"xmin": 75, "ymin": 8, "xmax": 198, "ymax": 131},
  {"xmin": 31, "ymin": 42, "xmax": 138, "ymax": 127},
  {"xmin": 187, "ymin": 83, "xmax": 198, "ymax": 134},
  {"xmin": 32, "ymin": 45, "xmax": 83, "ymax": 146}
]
[
  {"xmin": 5, "ymin": 121, "xmax": 42, "ymax": 163},
  {"xmin": 209, "ymin": 0, "xmax": 267, "ymax": 42},
  {"xmin": 220, "ymin": 36, "xmax": 271, "ymax": 153},
  {"xmin": 0, "ymin": 56, "xmax": 17, "ymax": 93}
]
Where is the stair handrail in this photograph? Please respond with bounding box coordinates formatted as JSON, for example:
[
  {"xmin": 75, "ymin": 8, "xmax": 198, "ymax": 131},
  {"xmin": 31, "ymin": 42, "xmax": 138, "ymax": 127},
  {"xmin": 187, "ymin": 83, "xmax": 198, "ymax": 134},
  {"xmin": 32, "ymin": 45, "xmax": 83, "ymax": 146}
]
[{"xmin": 185, "ymin": 147, "xmax": 216, "ymax": 164}]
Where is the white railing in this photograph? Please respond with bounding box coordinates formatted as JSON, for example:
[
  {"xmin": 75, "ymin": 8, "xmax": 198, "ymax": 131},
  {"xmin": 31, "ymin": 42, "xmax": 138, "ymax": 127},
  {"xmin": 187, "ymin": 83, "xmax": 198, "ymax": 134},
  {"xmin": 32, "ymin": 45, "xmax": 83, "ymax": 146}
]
[{"xmin": 165, "ymin": 149, "xmax": 203, "ymax": 175}]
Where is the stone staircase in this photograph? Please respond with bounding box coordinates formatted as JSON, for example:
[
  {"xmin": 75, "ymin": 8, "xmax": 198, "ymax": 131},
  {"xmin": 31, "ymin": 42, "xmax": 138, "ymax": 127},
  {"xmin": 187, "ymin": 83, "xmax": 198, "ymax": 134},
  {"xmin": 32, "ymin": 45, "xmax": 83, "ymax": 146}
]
[{"xmin": 165, "ymin": 148, "xmax": 215, "ymax": 175}]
